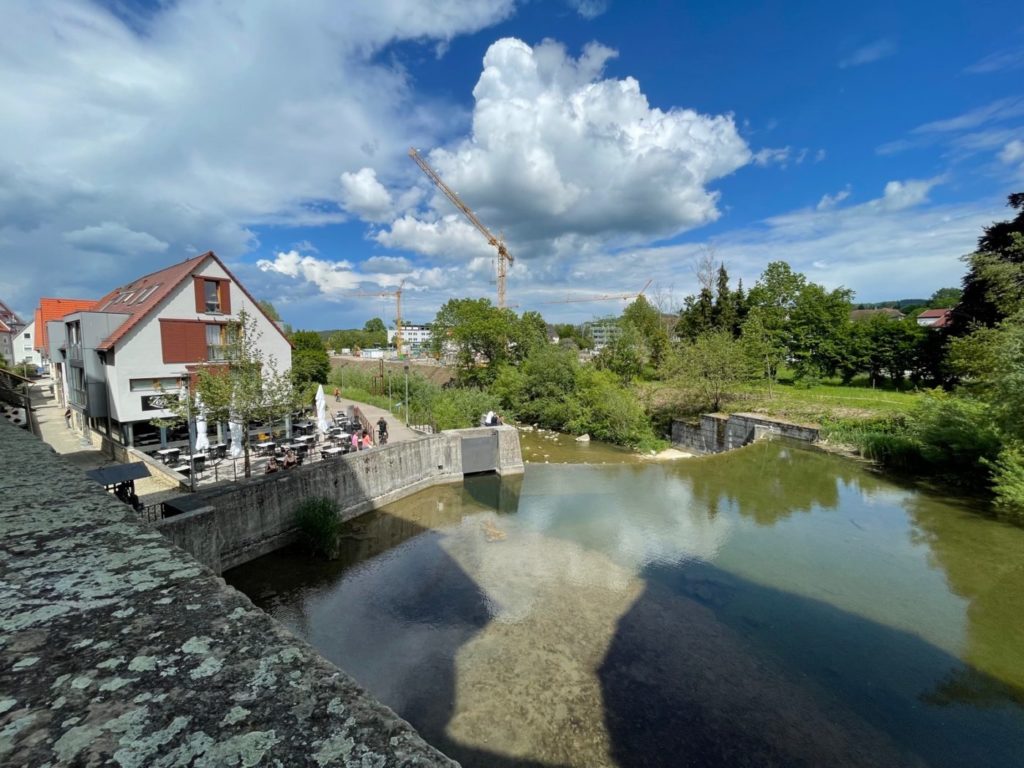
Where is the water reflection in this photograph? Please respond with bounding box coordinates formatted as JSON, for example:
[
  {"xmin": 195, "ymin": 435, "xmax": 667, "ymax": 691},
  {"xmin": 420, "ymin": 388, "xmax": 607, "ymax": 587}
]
[
  {"xmin": 226, "ymin": 445, "xmax": 1024, "ymax": 767},
  {"xmin": 683, "ymin": 441, "xmax": 874, "ymax": 525}
]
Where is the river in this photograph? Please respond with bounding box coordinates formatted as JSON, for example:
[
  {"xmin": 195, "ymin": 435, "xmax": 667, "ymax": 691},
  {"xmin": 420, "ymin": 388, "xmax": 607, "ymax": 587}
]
[{"xmin": 225, "ymin": 439, "xmax": 1024, "ymax": 767}]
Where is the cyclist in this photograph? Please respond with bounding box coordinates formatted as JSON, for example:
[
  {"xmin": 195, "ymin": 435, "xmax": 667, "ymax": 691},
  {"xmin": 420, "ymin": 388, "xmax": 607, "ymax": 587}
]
[{"xmin": 377, "ymin": 416, "xmax": 389, "ymax": 445}]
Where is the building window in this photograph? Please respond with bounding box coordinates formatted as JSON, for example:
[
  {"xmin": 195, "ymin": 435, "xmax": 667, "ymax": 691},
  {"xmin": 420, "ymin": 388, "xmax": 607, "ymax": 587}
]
[
  {"xmin": 207, "ymin": 324, "xmax": 232, "ymax": 361},
  {"xmin": 204, "ymin": 280, "xmax": 221, "ymax": 313}
]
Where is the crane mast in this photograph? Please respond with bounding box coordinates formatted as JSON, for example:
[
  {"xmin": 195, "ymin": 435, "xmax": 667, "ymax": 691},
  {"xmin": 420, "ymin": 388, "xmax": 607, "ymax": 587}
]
[{"xmin": 408, "ymin": 147, "xmax": 513, "ymax": 308}]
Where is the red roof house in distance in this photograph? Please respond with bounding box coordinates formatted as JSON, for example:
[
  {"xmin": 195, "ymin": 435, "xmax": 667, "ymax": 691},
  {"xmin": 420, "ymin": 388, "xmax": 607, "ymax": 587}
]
[
  {"xmin": 51, "ymin": 251, "xmax": 290, "ymax": 448},
  {"xmin": 916, "ymin": 309, "xmax": 952, "ymax": 329},
  {"xmin": 34, "ymin": 298, "xmax": 97, "ymax": 358}
]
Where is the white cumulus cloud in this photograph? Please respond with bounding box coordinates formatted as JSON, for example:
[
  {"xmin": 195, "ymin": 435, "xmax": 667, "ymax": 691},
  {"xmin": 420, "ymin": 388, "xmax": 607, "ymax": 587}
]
[
  {"xmin": 340, "ymin": 168, "xmax": 395, "ymax": 222},
  {"xmin": 0, "ymin": 0, "xmax": 515, "ymax": 302},
  {"xmin": 378, "ymin": 37, "xmax": 752, "ymax": 263}
]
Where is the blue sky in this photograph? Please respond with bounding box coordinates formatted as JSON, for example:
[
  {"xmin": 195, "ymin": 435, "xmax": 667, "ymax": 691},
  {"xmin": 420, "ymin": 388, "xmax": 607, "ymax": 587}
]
[{"xmin": 2, "ymin": 1, "xmax": 1022, "ymax": 329}]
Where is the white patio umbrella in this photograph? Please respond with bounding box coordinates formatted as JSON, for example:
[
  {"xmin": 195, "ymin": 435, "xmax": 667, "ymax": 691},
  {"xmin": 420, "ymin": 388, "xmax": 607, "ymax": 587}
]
[
  {"xmin": 194, "ymin": 393, "xmax": 210, "ymax": 453},
  {"xmin": 228, "ymin": 418, "xmax": 243, "ymax": 458},
  {"xmin": 315, "ymin": 384, "xmax": 329, "ymax": 436}
]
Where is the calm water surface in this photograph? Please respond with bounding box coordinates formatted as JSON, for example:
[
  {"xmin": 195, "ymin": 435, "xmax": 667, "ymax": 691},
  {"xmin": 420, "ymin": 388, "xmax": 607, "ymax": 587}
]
[{"xmin": 226, "ymin": 441, "xmax": 1024, "ymax": 767}]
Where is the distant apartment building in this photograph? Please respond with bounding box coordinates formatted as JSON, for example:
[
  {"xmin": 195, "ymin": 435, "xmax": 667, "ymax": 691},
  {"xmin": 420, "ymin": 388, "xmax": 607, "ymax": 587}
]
[
  {"xmin": 388, "ymin": 324, "xmax": 432, "ymax": 353},
  {"xmin": 16, "ymin": 322, "xmax": 42, "ymax": 368},
  {"xmin": 48, "ymin": 251, "xmax": 290, "ymax": 447},
  {"xmin": 583, "ymin": 318, "xmax": 622, "ymax": 350}
]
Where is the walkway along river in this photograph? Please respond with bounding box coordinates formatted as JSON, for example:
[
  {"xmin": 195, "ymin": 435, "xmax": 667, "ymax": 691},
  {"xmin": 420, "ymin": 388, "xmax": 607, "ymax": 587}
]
[{"xmin": 226, "ymin": 439, "xmax": 1024, "ymax": 767}]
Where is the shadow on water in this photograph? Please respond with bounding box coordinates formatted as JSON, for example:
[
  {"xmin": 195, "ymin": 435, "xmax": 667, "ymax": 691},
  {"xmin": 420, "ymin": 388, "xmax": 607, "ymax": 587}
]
[{"xmin": 599, "ymin": 559, "xmax": 1024, "ymax": 768}]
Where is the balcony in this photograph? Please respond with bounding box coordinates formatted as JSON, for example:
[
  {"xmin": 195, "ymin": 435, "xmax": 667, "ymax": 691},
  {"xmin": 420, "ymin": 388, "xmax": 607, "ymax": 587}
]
[
  {"xmin": 68, "ymin": 343, "xmax": 83, "ymax": 361},
  {"xmin": 207, "ymin": 345, "xmax": 230, "ymax": 362}
]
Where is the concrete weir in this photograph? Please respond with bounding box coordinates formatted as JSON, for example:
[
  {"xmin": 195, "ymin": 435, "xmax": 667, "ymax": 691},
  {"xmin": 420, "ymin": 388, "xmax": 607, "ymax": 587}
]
[
  {"xmin": 672, "ymin": 412, "xmax": 820, "ymax": 454},
  {"xmin": 158, "ymin": 426, "xmax": 524, "ymax": 574},
  {"xmin": 0, "ymin": 420, "xmax": 480, "ymax": 766}
]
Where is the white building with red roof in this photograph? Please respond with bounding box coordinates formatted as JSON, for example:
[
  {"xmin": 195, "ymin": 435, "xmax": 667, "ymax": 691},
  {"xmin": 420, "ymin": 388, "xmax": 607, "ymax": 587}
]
[
  {"xmin": 915, "ymin": 308, "xmax": 952, "ymax": 329},
  {"xmin": 50, "ymin": 252, "xmax": 290, "ymax": 447}
]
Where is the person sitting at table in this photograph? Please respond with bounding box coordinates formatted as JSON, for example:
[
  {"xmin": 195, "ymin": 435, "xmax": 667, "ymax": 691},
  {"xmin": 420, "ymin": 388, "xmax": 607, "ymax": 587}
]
[
  {"xmin": 351, "ymin": 431, "xmax": 360, "ymax": 452},
  {"xmin": 265, "ymin": 457, "xmax": 280, "ymax": 474},
  {"xmin": 283, "ymin": 448, "xmax": 298, "ymax": 468},
  {"xmin": 361, "ymin": 430, "xmax": 372, "ymax": 451}
]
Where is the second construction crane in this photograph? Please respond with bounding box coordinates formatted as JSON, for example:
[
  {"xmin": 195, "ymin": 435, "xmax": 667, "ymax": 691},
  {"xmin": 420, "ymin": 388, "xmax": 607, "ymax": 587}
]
[
  {"xmin": 347, "ymin": 280, "xmax": 406, "ymax": 356},
  {"xmin": 409, "ymin": 148, "xmax": 514, "ymax": 308}
]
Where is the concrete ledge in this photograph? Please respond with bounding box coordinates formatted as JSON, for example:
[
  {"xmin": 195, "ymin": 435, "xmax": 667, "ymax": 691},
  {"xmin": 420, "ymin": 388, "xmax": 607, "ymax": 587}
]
[{"xmin": 0, "ymin": 422, "xmax": 456, "ymax": 767}]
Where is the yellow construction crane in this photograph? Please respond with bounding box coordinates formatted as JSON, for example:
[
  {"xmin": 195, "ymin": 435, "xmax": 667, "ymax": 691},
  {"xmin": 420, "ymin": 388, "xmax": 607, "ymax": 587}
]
[
  {"xmin": 408, "ymin": 147, "xmax": 514, "ymax": 308},
  {"xmin": 346, "ymin": 280, "xmax": 406, "ymax": 356},
  {"xmin": 539, "ymin": 279, "xmax": 653, "ymax": 305}
]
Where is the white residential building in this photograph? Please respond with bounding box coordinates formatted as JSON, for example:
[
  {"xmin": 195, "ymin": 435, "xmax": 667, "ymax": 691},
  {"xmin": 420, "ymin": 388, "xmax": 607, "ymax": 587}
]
[
  {"xmin": 48, "ymin": 251, "xmax": 291, "ymax": 447},
  {"xmin": 388, "ymin": 324, "xmax": 432, "ymax": 352},
  {"xmin": 16, "ymin": 321, "xmax": 42, "ymax": 368}
]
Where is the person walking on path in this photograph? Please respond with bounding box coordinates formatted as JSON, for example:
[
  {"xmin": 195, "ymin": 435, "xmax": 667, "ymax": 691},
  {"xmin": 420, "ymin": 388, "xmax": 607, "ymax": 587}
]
[
  {"xmin": 64, "ymin": 408, "xmax": 72, "ymax": 428},
  {"xmin": 333, "ymin": 386, "xmax": 341, "ymax": 403}
]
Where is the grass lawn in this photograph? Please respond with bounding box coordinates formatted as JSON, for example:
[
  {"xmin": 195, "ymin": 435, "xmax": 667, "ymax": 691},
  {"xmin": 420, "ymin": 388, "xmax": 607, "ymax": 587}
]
[{"xmin": 726, "ymin": 381, "xmax": 923, "ymax": 425}]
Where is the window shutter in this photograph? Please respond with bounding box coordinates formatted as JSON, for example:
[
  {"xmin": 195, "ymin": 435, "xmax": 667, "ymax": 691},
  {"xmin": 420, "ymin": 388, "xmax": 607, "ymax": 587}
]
[
  {"xmin": 220, "ymin": 281, "xmax": 232, "ymax": 314},
  {"xmin": 193, "ymin": 277, "xmax": 204, "ymax": 312},
  {"xmin": 161, "ymin": 320, "xmax": 208, "ymax": 363}
]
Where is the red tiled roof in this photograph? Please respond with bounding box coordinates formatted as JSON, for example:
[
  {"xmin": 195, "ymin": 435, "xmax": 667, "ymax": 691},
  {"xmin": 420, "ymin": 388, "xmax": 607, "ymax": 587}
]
[
  {"xmin": 92, "ymin": 252, "xmax": 211, "ymax": 350},
  {"xmin": 917, "ymin": 308, "xmax": 951, "ymax": 327},
  {"xmin": 90, "ymin": 251, "xmax": 291, "ymax": 352},
  {"xmin": 0, "ymin": 319, "xmax": 11, "ymax": 333},
  {"xmin": 34, "ymin": 298, "xmax": 97, "ymax": 352}
]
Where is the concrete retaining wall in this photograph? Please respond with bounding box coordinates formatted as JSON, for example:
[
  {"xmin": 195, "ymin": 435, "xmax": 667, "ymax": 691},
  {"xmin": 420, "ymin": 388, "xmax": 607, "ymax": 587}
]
[
  {"xmin": 672, "ymin": 412, "xmax": 819, "ymax": 454},
  {"xmin": 158, "ymin": 425, "xmax": 523, "ymax": 573}
]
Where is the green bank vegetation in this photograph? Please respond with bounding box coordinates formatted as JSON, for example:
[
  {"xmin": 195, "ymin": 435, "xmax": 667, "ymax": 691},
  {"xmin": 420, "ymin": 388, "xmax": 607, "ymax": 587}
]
[{"xmin": 295, "ymin": 193, "xmax": 1024, "ymax": 521}]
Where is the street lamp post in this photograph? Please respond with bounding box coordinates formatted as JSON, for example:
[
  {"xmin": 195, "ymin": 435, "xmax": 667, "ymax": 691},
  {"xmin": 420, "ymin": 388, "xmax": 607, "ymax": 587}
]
[
  {"xmin": 403, "ymin": 364, "xmax": 409, "ymax": 427},
  {"xmin": 180, "ymin": 375, "xmax": 195, "ymax": 493}
]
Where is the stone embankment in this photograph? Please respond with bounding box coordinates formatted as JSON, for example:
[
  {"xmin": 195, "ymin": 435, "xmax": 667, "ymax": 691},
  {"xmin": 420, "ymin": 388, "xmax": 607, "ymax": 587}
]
[
  {"xmin": 0, "ymin": 420, "xmax": 458, "ymax": 766},
  {"xmin": 672, "ymin": 412, "xmax": 820, "ymax": 454}
]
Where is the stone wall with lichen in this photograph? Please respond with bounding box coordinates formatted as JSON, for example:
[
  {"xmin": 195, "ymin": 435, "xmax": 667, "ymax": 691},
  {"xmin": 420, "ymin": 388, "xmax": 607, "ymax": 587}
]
[{"xmin": 0, "ymin": 421, "xmax": 458, "ymax": 766}]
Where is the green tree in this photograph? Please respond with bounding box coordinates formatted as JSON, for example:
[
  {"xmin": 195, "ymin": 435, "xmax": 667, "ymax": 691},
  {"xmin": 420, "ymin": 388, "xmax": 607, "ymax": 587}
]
[
  {"xmin": 430, "ymin": 298, "xmax": 522, "ymax": 385},
  {"xmin": 787, "ymin": 282, "xmax": 854, "ymax": 378},
  {"xmin": 257, "ymin": 299, "xmax": 281, "ymax": 322},
  {"xmin": 290, "ymin": 330, "xmax": 330, "ymax": 390},
  {"xmin": 364, "ymin": 317, "xmax": 386, "ymax": 334},
  {"xmin": 155, "ymin": 309, "xmax": 297, "ymax": 478},
  {"xmin": 928, "ymin": 287, "xmax": 962, "ymax": 309},
  {"xmin": 595, "ymin": 322, "xmax": 648, "ymax": 383},
  {"xmin": 674, "ymin": 330, "xmax": 756, "ymax": 411},
  {"xmin": 711, "ymin": 264, "xmax": 738, "ymax": 335},
  {"xmin": 676, "ymin": 288, "xmax": 714, "ymax": 341},
  {"xmin": 951, "ymin": 192, "xmax": 1024, "ymax": 333},
  {"xmin": 621, "ymin": 295, "xmax": 669, "ymax": 368}
]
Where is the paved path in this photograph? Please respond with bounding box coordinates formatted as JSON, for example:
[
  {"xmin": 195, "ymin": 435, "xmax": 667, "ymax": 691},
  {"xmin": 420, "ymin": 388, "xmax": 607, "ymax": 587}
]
[
  {"xmin": 333, "ymin": 395, "xmax": 423, "ymax": 445},
  {"xmin": 29, "ymin": 377, "xmax": 180, "ymax": 503}
]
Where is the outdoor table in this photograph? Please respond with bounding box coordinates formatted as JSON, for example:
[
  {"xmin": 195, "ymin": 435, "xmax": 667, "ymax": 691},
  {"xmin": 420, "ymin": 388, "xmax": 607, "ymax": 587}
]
[
  {"xmin": 295, "ymin": 434, "xmax": 315, "ymax": 444},
  {"xmin": 256, "ymin": 441, "xmax": 275, "ymax": 456},
  {"xmin": 156, "ymin": 448, "xmax": 180, "ymax": 464},
  {"xmin": 321, "ymin": 446, "xmax": 345, "ymax": 459}
]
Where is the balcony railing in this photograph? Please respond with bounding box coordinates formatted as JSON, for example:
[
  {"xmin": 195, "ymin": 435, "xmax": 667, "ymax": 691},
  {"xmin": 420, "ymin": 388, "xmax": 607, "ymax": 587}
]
[
  {"xmin": 69, "ymin": 388, "xmax": 87, "ymax": 407},
  {"xmin": 68, "ymin": 343, "xmax": 83, "ymax": 360},
  {"xmin": 207, "ymin": 345, "xmax": 230, "ymax": 362}
]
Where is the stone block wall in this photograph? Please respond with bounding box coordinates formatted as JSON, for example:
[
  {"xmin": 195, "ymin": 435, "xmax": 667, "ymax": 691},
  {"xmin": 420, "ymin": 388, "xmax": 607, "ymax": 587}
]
[{"xmin": 0, "ymin": 420, "xmax": 456, "ymax": 766}]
